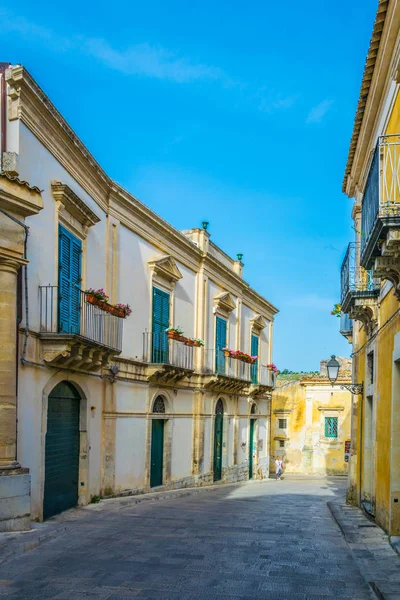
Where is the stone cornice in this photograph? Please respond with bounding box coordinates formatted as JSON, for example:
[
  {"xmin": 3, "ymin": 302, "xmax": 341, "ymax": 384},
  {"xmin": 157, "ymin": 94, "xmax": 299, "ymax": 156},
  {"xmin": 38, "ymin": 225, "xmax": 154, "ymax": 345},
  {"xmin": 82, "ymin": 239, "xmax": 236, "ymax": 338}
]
[
  {"xmin": 5, "ymin": 66, "xmax": 110, "ymax": 212},
  {"xmin": 343, "ymin": 1, "xmax": 399, "ymax": 197},
  {"xmin": 148, "ymin": 255, "xmax": 183, "ymax": 284},
  {"xmin": 0, "ymin": 172, "xmax": 43, "ymax": 217},
  {"xmin": 51, "ymin": 181, "xmax": 100, "ymax": 227}
]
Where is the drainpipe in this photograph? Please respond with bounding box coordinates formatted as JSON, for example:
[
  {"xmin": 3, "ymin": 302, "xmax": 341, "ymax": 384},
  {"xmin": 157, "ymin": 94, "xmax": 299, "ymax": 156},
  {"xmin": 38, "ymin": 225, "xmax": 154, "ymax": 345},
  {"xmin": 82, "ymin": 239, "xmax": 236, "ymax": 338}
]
[{"xmin": 0, "ymin": 206, "xmax": 29, "ymax": 461}]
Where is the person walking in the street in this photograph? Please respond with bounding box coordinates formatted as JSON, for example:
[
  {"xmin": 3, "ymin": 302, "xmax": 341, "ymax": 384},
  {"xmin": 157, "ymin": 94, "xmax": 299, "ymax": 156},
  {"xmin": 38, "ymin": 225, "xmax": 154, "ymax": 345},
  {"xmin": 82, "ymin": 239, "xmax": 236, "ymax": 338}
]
[{"xmin": 275, "ymin": 456, "xmax": 283, "ymax": 480}]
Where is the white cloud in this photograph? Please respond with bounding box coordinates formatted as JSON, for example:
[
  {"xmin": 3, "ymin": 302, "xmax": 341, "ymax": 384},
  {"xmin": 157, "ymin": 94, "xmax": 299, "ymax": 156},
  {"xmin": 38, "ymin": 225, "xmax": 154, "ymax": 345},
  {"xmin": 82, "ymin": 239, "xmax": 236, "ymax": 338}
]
[{"xmin": 306, "ymin": 99, "xmax": 334, "ymax": 124}]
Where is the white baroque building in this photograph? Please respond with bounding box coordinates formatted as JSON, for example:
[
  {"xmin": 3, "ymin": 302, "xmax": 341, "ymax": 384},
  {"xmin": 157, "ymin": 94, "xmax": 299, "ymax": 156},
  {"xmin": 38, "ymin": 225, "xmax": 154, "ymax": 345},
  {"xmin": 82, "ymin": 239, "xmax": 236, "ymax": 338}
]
[{"xmin": 0, "ymin": 64, "xmax": 278, "ymax": 528}]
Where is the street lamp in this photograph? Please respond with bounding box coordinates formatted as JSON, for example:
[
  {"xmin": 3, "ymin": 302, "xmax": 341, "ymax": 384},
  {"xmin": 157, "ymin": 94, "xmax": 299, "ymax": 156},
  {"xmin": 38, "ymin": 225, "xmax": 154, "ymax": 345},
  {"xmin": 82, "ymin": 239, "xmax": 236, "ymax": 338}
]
[
  {"xmin": 202, "ymin": 221, "xmax": 209, "ymax": 231},
  {"xmin": 237, "ymin": 253, "xmax": 243, "ymax": 261},
  {"xmin": 326, "ymin": 354, "xmax": 363, "ymax": 395}
]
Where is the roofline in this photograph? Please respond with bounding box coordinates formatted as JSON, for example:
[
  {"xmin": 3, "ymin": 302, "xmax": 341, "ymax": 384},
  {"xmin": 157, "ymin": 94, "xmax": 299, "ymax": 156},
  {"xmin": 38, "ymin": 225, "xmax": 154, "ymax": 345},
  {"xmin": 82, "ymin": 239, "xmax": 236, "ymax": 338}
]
[{"xmin": 342, "ymin": 0, "xmax": 389, "ymax": 194}]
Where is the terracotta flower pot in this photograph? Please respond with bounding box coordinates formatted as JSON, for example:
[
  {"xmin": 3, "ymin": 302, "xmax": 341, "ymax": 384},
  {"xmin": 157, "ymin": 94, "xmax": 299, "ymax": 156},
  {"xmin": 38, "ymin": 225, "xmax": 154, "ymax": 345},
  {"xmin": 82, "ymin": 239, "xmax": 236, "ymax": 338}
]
[
  {"xmin": 185, "ymin": 340, "xmax": 194, "ymax": 346},
  {"xmin": 167, "ymin": 331, "xmax": 178, "ymax": 340},
  {"xmin": 193, "ymin": 341, "xmax": 201, "ymax": 348},
  {"xmin": 108, "ymin": 305, "xmax": 126, "ymax": 318}
]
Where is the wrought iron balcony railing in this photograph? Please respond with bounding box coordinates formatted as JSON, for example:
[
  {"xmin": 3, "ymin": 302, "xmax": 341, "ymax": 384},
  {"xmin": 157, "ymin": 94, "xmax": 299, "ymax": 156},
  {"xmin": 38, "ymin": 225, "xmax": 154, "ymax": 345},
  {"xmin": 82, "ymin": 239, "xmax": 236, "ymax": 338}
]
[
  {"xmin": 361, "ymin": 135, "xmax": 400, "ymax": 267},
  {"xmin": 39, "ymin": 285, "xmax": 123, "ymax": 351},
  {"xmin": 202, "ymin": 349, "xmax": 251, "ymax": 381},
  {"xmin": 340, "ymin": 243, "xmax": 380, "ymax": 312},
  {"xmin": 142, "ymin": 331, "xmax": 194, "ymax": 370}
]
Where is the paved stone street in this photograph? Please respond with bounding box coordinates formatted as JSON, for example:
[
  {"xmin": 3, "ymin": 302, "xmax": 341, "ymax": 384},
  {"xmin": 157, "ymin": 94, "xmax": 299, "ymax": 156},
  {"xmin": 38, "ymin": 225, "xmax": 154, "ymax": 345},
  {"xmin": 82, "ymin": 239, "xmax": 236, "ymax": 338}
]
[{"xmin": 0, "ymin": 478, "xmax": 374, "ymax": 600}]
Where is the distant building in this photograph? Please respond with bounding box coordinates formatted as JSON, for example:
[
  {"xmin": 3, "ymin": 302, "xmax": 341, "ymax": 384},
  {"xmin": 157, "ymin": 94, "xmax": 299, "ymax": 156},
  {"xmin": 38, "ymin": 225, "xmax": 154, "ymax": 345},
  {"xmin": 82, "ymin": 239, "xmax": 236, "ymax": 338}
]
[{"xmin": 270, "ymin": 358, "xmax": 352, "ymax": 475}]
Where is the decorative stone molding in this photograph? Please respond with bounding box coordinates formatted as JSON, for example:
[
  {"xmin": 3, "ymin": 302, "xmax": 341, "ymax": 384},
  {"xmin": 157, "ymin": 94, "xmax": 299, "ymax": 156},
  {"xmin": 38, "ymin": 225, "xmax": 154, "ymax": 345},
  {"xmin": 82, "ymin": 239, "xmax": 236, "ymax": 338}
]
[
  {"xmin": 317, "ymin": 406, "xmax": 345, "ymax": 412},
  {"xmin": 213, "ymin": 292, "xmax": 236, "ymax": 317},
  {"xmin": 248, "ymin": 383, "xmax": 273, "ymax": 398},
  {"xmin": 381, "ymin": 229, "xmax": 400, "ymax": 257},
  {"xmin": 373, "ymin": 255, "xmax": 400, "ymax": 298},
  {"xmin": 0, "ymin": 172, "xmax": 43, "ymax": 217},
  {"xmin": 145, "ymin": 364, "xmax": 193, "ymax": 384},
  {"xmin": 148, "ymin": 255, "xmax": 182, "ymax": 290},
  {"xmin": 250, "ymin": 314, "xmax": 267, "ymax": 333},
  {"xmin": 51, "ymin": 182, "xmax": 100, "ymax": 232},
  {"xmin": 39, "ymin": 334, "xmax": 121, "ymax": 371},
  {"xmin": 348, "ymin": 297, "xmax": 378, "ymax": 336},
  {"xmin": 202, "ymin": 373, "xmax": 249, "ymax": 394}
]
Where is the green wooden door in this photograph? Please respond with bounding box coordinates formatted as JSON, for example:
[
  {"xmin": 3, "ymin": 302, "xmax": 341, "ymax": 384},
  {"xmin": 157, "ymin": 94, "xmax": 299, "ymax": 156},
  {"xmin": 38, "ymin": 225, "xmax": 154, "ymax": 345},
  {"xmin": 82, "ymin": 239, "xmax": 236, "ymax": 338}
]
[
  {"xmin": 150, "ymin": 419, "xmax": 164, "ymax": 487},
  {"xmin": 251, "ymin": 335, "xmax": 259, "ymax": 384},
  {"xmin": 44, "ymin": 381, "xmax": 80, "ymax": 519},
  {"xmin": 152, "ymin": 287, "xmax": 170, "ymax": 363},
  {"xmin": 215, "ymin": 317, "xmax": 227, "ymax": 374},
  {"xmin": 249, "ymin": 418, "xmax": 255, "ymax": 479},
  {"xmin": 58, "ymin": 225, "xmax": 82, "ymax": 334},
  {"xmin": 213, "ymin": 399, "xmax": 224, "ymax": 481}
]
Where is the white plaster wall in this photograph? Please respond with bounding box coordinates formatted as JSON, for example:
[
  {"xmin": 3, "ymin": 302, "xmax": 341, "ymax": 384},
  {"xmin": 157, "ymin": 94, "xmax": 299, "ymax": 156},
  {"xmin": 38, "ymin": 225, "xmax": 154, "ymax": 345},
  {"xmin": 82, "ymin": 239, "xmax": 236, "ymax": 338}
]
[
  {"xmin": 115, "ymin": 382, "xmax": 147, "ymax": 413},
  {"xmin": 238, "ymin": 418, "xmax": 248, "ymax": 464},
  {"xmin": 170, "ymin": 418, "xmax": 193, "ymax": 479},
  {"xmin": 114, "ymin": 417, "xmax": 146, "ymax": 491},
  {"xmin": 17, "ymin": 124, "xmax": 106, "ymax": 331},
  {"xmin": 174, "ymin": 263, "xmax": 196, "ymax": 338},
  {"xmin": 241, "ymin": 304, "xmax": 252, "ymax": 353}
]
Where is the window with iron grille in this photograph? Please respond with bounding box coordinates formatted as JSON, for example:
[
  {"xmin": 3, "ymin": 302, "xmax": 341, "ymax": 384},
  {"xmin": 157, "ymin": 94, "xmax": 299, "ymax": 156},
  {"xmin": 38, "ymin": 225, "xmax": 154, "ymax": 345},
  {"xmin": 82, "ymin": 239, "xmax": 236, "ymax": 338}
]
[
  {"xmin": 278, "ymin": 418, "xmax": 287, "ymax": 429},
  {"xmin": 279, "ymin": 440, "xmax": 285, "ymax": 448},
  {"xmin": 325, "ymin": 417, "xmax": 338, "ymax": 438}
]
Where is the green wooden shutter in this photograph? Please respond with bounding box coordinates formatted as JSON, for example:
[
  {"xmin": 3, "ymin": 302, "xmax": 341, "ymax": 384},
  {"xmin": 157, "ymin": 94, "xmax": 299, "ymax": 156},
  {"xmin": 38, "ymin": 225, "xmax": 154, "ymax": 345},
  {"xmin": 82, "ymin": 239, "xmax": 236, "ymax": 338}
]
[
  {"xmin": 152, "ymin": 287, "xmax": 170, "ymax": 363},
  {"xmin": 58, "ymin": 226, "xmax": 82, "ymax": 334},
  {"xmin": 251, "ymin": 334, "xmax": 259, "ymax": 384},
  {"xmin": 325, "ymin": 417, "xmax": 338, "ymax": 438},
  {"xmin": 215, "ymin": 317, "xmax": 227, "ymax": 374}
]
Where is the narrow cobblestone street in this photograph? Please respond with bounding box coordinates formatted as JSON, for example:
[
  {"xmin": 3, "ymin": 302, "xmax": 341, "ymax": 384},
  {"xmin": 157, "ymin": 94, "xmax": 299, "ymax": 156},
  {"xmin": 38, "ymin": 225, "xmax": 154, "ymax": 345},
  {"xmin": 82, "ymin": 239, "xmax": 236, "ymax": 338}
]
[{"xmin": 0, "ymin": 478, "xmax": 377, "ymax": 599}]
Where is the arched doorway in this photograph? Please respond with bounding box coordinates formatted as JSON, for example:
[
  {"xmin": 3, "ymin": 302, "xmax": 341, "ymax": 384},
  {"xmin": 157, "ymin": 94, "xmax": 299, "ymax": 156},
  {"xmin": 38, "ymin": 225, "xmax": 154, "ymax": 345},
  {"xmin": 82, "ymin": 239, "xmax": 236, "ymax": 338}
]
[
  {"xmin": 44, "ymin": 381, "xmax": 81, "ymax": 519},
  {"xmin": 213, "ymin": 399, "xmax": 224, "ymax": 482},
  {"xmin": 150, "ymin": 396, "xmax": 166, "ymax": 488},
  {"xmin": 249, "ymin": 403, "xmax": 257, "ymax": 479}
]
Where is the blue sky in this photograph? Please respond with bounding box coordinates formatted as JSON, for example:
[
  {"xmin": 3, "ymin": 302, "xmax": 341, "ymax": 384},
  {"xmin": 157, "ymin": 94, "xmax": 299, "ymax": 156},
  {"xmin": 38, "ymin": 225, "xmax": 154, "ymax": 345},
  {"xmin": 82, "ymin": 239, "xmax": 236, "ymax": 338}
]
[{"xmin": 0, "ymin": 0, "xmax": 378, "ymax": 370}]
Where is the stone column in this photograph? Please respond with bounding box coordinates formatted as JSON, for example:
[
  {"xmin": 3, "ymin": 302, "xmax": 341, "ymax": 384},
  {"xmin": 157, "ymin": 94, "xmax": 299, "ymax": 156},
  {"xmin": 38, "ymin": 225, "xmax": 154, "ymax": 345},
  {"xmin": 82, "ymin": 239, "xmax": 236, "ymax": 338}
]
[{"xmin": 0, "ymin": 255, "xmax": 30, "ymax": 531}]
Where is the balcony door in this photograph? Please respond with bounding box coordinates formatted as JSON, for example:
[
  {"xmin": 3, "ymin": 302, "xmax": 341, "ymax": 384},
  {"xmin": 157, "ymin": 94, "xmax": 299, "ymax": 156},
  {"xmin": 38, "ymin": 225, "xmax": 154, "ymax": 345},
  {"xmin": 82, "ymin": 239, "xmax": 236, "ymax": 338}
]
[
  {"xmin": 152, "ymin": 287, "xmax": 170, "ymax": 363},
  {"xmin": 58, "ymin": 225, "xmax": 82, "ymax": 334},
  {"xmin": 215, "ymin": 316, "xmax": 227, "ymax": 374},
  {"xmin": 251, "ymin": 334, "xmax": 259, "ymax": 383}
]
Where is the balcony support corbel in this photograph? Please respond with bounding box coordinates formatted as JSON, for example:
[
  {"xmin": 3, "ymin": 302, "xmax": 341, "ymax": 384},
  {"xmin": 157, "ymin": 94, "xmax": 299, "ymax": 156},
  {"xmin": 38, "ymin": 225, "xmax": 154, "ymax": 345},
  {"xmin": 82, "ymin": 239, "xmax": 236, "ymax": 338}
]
[
  {"xmin": 373, "ymin": 255, "xmax": 400, "ymax": 299},
  {"xmin": 348, "ymin": 298, "xmax": 378, "ymax": 336}
]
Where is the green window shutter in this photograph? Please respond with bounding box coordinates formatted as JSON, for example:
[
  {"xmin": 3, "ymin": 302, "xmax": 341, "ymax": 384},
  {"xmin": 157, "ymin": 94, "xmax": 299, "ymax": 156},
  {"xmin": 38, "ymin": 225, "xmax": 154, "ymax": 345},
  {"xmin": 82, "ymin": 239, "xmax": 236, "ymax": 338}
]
[
  {"xmin": 251, "ymin": 334, "xmax": 259, "ymax": 384},
  {"xmin": 152, "ymin": 287, "xmax": 170, "ymax": 363},
  {"xmin": 58, "ymin": 225, "xmax": 82, "ymax": 334},
  {"xmin": 325, "ymin": 417, "xmax": 338, "ymax": 438},
  {"xmin": 215, "ymin": 317, "xmax": 227, "ymax": 374}
]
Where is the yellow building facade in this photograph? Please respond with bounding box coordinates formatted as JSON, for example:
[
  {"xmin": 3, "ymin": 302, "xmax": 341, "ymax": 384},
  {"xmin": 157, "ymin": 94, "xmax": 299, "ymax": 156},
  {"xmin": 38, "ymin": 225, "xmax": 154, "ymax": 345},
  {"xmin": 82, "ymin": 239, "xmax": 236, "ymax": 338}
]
[
  {"xmin": 341, "ymin": 0, "xmax": 400, "ymax": 537},
  {"xmin": 270, "ymin": 358, "xmax": 352, "ymax": 475}
]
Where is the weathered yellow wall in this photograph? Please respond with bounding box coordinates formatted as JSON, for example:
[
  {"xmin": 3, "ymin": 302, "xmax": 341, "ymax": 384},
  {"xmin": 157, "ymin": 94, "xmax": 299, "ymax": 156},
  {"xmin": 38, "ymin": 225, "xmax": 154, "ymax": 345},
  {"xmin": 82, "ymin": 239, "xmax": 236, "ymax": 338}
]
[{"xmin": 271, "ymin": 377, "xmax": 351, "ymax": 475}]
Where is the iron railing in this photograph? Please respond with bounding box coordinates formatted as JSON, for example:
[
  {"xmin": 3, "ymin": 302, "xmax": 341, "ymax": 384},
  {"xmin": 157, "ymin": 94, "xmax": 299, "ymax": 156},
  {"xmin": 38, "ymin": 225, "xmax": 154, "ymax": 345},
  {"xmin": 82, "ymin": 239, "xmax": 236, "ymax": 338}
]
[
  {"xmin": 39, "ymin": 285, "xmax": 123, "ymax": 351},
  {"xmin": 341, "ymin": 243, "xmax": 379, "ymax": 309},
  {"xmin": 361, "ymin": 135, "xmax": 400, "ymax": 265},
  {"xmin": 202, "ymin": 349, "xmax": 251, "ymax": 381},
  {"xmin": 142, "ymin": 332, "xmax": 194, "ymax": 370},
  {"xmin": 258, "ymin": 365, "xmax": 276, "ymax": 388}
]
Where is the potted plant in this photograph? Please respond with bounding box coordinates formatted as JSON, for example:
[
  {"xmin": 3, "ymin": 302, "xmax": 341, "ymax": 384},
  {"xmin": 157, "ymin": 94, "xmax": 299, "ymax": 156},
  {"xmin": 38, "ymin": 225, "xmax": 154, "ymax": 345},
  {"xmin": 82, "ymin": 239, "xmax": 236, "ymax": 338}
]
[
  {"xmin": 223, "ymin": 347, "xmax": 231, "ymax": 357},
  {"xmin": 111, "ymin": 303, "xmax": 132, "ymax": 318},
  {"xmin": 193, "ymin": 338, "xmax": 205, "ymax": 348},
  {"xmin": 166, "ymin": 326, "xmax": 184, "ymax": 340},
  {"xmin": 86, "ymin": 288, "xmax": 109, "ymax": 308},
  {"xmin": 184, "ymin": 338, "xmax": 195, "ymax": 346},
  {"xmin": 331, "ymin": 303, "xmax": 341, "ymax": 317},
  {"xmin": 267, "ymin": 363, "xmax": 278, "ymax": 372}
]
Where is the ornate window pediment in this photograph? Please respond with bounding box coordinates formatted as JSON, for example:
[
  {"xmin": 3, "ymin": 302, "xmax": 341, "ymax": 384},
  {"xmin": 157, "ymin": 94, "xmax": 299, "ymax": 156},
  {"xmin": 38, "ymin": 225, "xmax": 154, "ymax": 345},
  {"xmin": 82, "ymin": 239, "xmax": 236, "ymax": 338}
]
[
  {"xmin": 250, "ymin": 314, "xmax": 267, "ymax": 333},
  {"xmin": 52, "ymin": 181, "xmax": 100, "ymax": 238},
  {"xmin": 148, "ymin": 255, "xmax": 183, "ymax": 289},
  {"xmin": 213, "ymin": 292, "xmax": 236, "ymax": 317}
]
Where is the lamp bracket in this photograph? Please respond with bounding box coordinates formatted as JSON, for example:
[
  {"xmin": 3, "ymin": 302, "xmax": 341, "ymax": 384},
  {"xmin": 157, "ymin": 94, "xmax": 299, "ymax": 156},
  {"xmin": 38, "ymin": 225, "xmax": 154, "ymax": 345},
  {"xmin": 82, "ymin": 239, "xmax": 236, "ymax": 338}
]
[{"xmin": 340, "ymin": 383, "xmax": 363, "ymax": 395}]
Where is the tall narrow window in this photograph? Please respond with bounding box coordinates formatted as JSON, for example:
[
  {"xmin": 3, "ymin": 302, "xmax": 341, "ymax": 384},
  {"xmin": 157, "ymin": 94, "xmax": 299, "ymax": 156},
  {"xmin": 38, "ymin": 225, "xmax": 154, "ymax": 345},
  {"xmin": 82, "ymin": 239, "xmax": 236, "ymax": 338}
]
[
  {"xmin": 215, "ymin": 316, "xmax": 227, "ymax": 374},
  {"xmin": 58, "ymin": 225, "xmax": 82, "ymax": 334},
  {"xmin": 325, "ymin": 417, "xmax": 338, "ymax": 438},
  {"xmin": 251, "ymin": 334, "xmax": 259, "ymax": 384},
  {"xmin": 152, "ymin": 287, "xmax": 170, "ymax": 363},
  {"xmin": 278, "ymin": 418, "xmax": 287, "ymax": 430}
]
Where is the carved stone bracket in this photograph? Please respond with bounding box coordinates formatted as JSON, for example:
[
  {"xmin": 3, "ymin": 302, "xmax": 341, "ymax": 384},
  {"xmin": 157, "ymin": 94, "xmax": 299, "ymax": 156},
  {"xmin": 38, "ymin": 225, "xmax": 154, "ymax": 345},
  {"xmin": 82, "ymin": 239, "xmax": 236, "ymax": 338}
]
[
  {"xmin": 40, "ymin": 334, "xmax": 120, "ymax": 371},
  {"xmin": 145, "ymin": 364, "xmax": 192, "ymax": 383},
  {"xmin": 373, "ymin": 255, "xmax": 400, "ymax": 299},
  {"xmin": 348, "ymin": 298, "xmax": 378, "ymax": 336},
  {"xmin": 248, "ymin": 383, "xmax": 272, "ymax": 398},
  {"xmin": 202, "ymin": 374, "xmax": 249, "ymax": 395},
  {"xmin": 381, "ymin": 229, "xmax": 400, "ymax": 257}
]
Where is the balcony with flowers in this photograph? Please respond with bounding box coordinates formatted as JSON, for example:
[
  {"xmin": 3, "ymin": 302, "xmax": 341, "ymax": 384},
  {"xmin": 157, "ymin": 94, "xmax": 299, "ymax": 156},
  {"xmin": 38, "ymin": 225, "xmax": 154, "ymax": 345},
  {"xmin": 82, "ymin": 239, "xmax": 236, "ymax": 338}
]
[{"xmin": 340, "ymin": 242, "xmax": 380, "ymax": 336}]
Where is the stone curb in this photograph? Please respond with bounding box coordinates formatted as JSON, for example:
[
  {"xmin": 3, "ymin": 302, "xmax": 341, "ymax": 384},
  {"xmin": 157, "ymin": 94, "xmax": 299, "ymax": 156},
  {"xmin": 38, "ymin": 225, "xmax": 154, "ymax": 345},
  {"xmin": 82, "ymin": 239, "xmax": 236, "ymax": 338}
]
[
  {"xmin": 328, "ymin": 501, "xmax": 400, "ymax": 600},
  {"xmin": 0, "ymin": 478, "xmax": 272, "ymax": 566}
]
